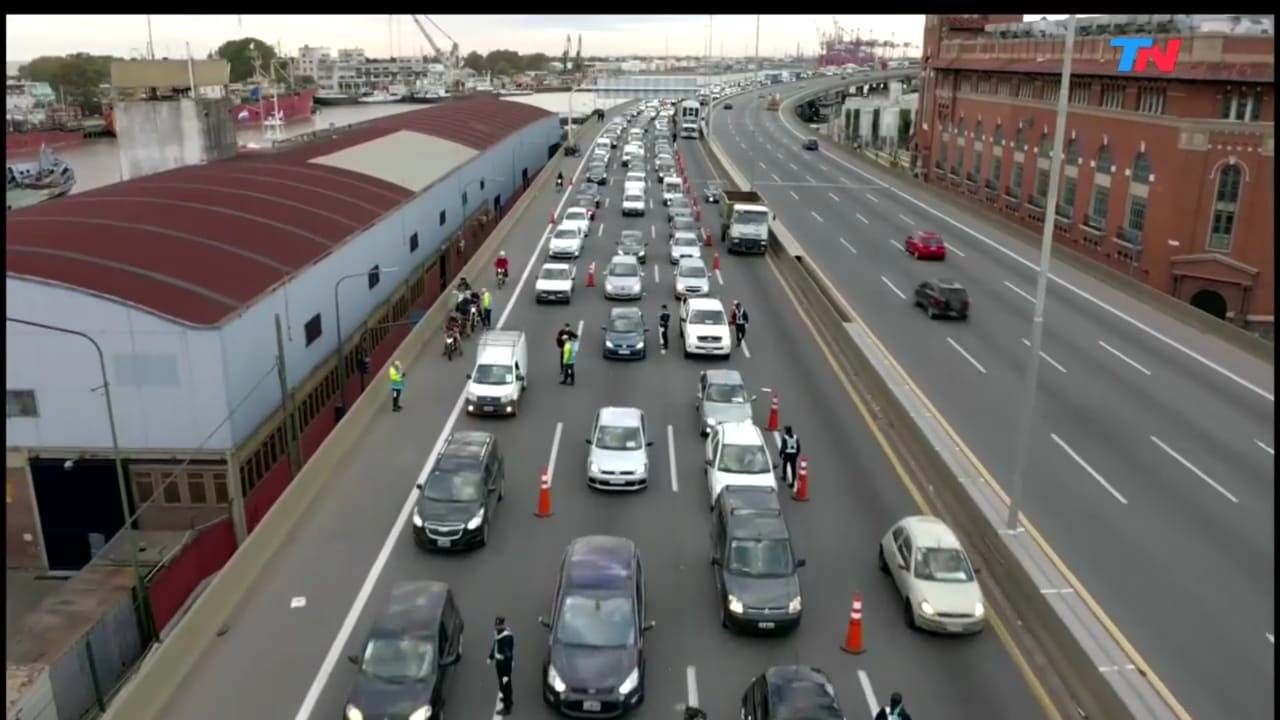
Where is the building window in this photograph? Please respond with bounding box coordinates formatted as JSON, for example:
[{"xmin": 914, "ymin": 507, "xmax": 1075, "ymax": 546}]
[
  {"xmin": 1058, "ymin": 176, "xmax": 1077, "ymax": 218},
  {"xmin": 1222, "ymin": 87, "xmax": 1265, "ymax": 122},
  {"xmin": 1132, "ymin": 152, "xmax": 1152, "ymax": 183},
  {"xmin": 976, "ymin": 75, "xmax": 990, "ymax": 94},
  {"xmin": 989, "ymin": 156, "xmax": 1003, "ymax": 188},
  {"xmin": 1208, "ymin": 164, "xmax": 1243, "ymax": 251},
  {"xmin": 993, "ymin": 125, "xmax": 1003, "ymax": 146},
  {"xmin": 1009, "ymin": 161, "xmax": 1024, "ymax": 197},
  {"xmin": 461, "ymin": 190, "xmax": 468, "ymax": 207},
  {"xmin": 973, "ymin": 120, "xmax": 984, "ymax": 144},
  {"xmin": 998, "ymin": 79, "xmax": 1011, "ymax": 96},
  {"xmin": 1088, "ymin": 185, "xmax": 1110, "ymax": 230},
  {"xmin": 1018, "ymin": 79, "xmax": 1034, "ymax": 99},
  {"xmin": 1015, "ymin": 124, "xmax": 1025, "ymax": 149},
  {"xmin": 1101, "ymin": 82, "xmax": 1125, "ymax": 110},
  {"xmin": 133, "ymin": 471, "xmax": 156, "ymax": 505},
  {"xmin": 304, "ymin": 313, "xmax": 323, "ymax": 347},
  {"xmin": 1033, "ymin": 168, "xmax": 1050, "ymax": 206},
  {"xmin": 1137, "ymin": 84, "xmax": 1166, "ymax": 115},
  {"xmin": 6, "ymin": 389, "xmax": 38, "ymax": 418},
  {"xmin": 1041, "ymin": 79, "xmax": 1060, "ymax": 102},
  {"xmin": 1125, "ymin": 195, "xmax": 1148, "ymax": 240},
  {"xmin": 438, "ymin": 209, "xmax": 447, "ymax": 226},
  {"xmin": 409, "ymin": 231, "xmax": 419, "ymax": 253},
  {"xmin": 367, "ymin": 265, "xmax": 380, "ymax": 290},
  {"xmin": 186, "ymin": 473, "xmax": 209, "ymax": 505},
  {"xmin": 1096, "ymin": 145, "xmax": 1112, "ymax": 174},
  {"xmin": 1070, "ymin": 81, "xmax": 1091, "ymax": 105},
  {"xmin": 1038, "ymin": 132, "xmax": 1050, "ymax": 156},
  {"xmin": 1065, "ymin": 138, "xmax": 1080, "ymax": 165}
]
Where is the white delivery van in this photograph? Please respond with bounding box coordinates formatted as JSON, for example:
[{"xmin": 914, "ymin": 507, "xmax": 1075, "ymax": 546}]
[
  {"xmin": 680, "ymin": 121, "xmax": 699, "ymax": 139},
  {"xmin": 593, "ymin": 137, "xmax": 612, "ymax": 157},
  {"xmin": 465, "ymin": 330, "xmax": 528, "ymax": 416},
  {"xmin": 662, "ymin": 176, "xmax": 685, "ymax": 206}
]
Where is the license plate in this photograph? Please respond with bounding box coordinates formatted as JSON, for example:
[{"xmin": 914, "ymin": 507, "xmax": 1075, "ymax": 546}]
[
  {"xmin": 437, "ymin": 539, "xmax": 452, "ymax": 547},
  {"xmin": 757, "ymin": 621, "xmax": 775, "ymax": 629},
  {"xmin": 483, "ymin": 405, "xmax": 494, "ymax": 412},
  {"xmin": 583, "ymin": 701, "xmax": 602, "ymax": 712},
  {"xmin": 617, "ymin": 349, "xmax": 630, "ymax": 355}
]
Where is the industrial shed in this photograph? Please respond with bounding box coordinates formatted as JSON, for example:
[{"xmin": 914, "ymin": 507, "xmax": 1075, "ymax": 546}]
[{"xmin": 6, "ymin": 97, "xmax": 560, "ymax": 571}]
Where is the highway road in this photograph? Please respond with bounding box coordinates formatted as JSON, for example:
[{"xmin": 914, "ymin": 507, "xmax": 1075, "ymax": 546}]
[
  {"xmin": 155, "ymin": 103, "xmax": 1052, "ymax": 719},
  {"xmin": 701, "ymin": 83, "xmax": 1275, "ymax": 719}
]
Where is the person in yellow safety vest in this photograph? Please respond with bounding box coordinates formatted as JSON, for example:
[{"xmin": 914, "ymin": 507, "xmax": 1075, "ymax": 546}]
[
  {"xmin": 481, "ymin": 288, "xmax": 493, "ymax": 329},
  {"xmin": 560, "ymin": 339, "xmax": 576, "ymax": 386},
  {"xmin": 389, "ymin": 360, "xmax": 405, "ymax": 412}
]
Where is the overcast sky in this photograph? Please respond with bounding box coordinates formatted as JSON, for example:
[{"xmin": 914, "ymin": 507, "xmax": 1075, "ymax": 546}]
[{"xmin": 6, "ymin": 14, "xmax": 951, "ymax": 62}]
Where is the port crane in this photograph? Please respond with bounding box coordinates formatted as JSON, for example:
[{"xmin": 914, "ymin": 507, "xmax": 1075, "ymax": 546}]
[{"xmin": 409, "ymin": 15, "xmax": 463, "ymax": 93}]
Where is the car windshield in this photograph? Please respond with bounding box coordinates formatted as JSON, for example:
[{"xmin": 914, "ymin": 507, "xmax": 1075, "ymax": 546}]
[
  {"xmin": 565, "ymin": 209, "xmax": 588, "ymax": 220},
  {"xmin": 678, "ymin": 264, "xmax": 708, "ymax": 279},
  {"xmin": 673, "ymin": 219, "xmax": 697, "ymax": 231},
  {"xmin": 689, "ymin": 309, "xmax": 726, "ymax": 325},
  {"xmin": 361, "ymin": 637, "xmax": 435, "ymax": 682},
  {"xmin": 707, "ymin": 183, "xmax": 722, "ymax": 194},
  {"xmin": 736, "ymin": 210, "xmax": 769, "ymax": 225},
  {"xmin": 553, "ymin": 229, "xmax": 579, "ymax": 240},
  {"xmin": 540, "ymin": 266, "xmax": 571, "ymax": 281},
  {"xmin": 727, "ymin": 539, "xmax": 794, "ymax": 577},
  {"xmin": 472, "ymin": 363, "xmax": 514, "ymax": 385},
  {"xmin": 914, "ymin": 547, "xmax": 975, "ymax": 583},
  {"xmin": 707, "ymin": 383, "xmax": 749, "ymax": 404},
  {"xmin": 555, "ymin": 595, "xmax": 636, "ymax": 648},
  {"xmin": 609, "ymin": 262, "xmax": 639, "ymax": 277},
  {"xmin": 673, "ymin": 235, "xmax": 699, "ymax": 247},
  {"xmin": 595, "ymin": 424, "xmax": 644, "ymax": 450},
  {"xmin": 423, "ymin": 466, "xmax": 484, "ymax": 502},
  {"xmin": 920, "ymin": 234, "xmax": 943, "ymax": 246},
  {"xmin": 718, "ymin": 443, "xmax": 771, "ymax": 473},
  {"xmin": 589, "ymin": 164, "xmax": 605, "ymax": 174}
]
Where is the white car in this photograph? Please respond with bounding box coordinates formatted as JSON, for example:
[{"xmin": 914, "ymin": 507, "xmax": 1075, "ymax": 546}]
[
  {"xmin": 562, "ymin": 207, "xmax": 592, "ymax": 238},
  {"xmin": 535, "ymin": 262, "xmax": 576, "ymax": 304},
  {"xmin": 622, "ymin": 190, "xmax": 646, "ymax": 217},
  {"xmin": 879, "ymin": 516, "xmax": 987, "ymax": 635},
  {"xmin": 603, "ymin": 255, "xmax": 643, "ymax": 300},
  {"xmin": 548, "ymin": 224, "xmax": 584, "ymax": 259},
  {"xmin": 704, "ymin": 421, "xmax": 777, "ymax": 510},
  {"xmin": 586, "ymin": 406, "xmax": 651, "ymax": 491},
  {"xmin": 673, "ymin": 257, "xmax": 710, "ymax": 299},
  {"xmin": 624, "ymin": 171, "xmax": 647, "ymax": 188},
  {"xmin": 669, "ymin": 231, "xmax": 702, "ymax": 264},
  {"xmin": 680, "ymin": 297, "xmax": 731, "ymax": 358}
]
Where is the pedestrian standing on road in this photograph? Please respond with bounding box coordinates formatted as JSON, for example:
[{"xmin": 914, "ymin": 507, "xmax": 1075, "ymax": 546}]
[
  {"xmin": 488, "ymin": 616, "xmax": 515, "ymax": 715},
  {"xmin": 778, "ymin": 425, "xmax": 800, "ymax": 488},
  {"xmin": 561, "ymin": 337, "xmax": 577, "ymax": 385},
  {"xmin": 658, "ymin": 304, "xmax": 671, "ymax": 351},
  {"xmin": 388, "ymin": 360, "xmax": 405, "ymax": 412},
  {"xmin": 555, "ymin": 323, "xmax": 578, "ymax": 373},
  {"xmin": 873, "ymin": 692, "xmax": 911, "ymax": 720},
  {"xmin": 481, "ymin": 287, "xmax": 494, "ymax": 329},
  {"xmin": 732, "ymin": 300, "xmax": 749, "ymax": 347}
]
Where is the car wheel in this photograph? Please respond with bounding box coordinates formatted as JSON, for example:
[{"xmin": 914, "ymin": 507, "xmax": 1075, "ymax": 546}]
[
  {"xmin": 479, "ymin": 521, "xmax": 489, "ymax": 547},
  {"xmin": 904, "ymin": 598, "xmax": 917, "ymax": 630},
  {"xmin": 878, "ymin": 546, "xmax": 889, "ymax": 574}
]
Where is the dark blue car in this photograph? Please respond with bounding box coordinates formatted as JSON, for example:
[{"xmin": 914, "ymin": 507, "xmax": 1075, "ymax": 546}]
[{"xmin": 602, "ymin": 307, "xmax": 648, "ymax": 360}]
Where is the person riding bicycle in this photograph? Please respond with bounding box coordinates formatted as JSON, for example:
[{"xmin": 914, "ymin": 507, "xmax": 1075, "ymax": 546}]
[{"xmin": 495, "ymin": 251, "xmax": 510, "ymax": 281}]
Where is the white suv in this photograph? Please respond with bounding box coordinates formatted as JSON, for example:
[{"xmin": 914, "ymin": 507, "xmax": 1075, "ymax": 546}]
[
  {"xmin": 704, "ymin": 421, "xmax": 777, "ymax": 509},
  {"xmin": 680, "ymin": 297, "xmax": 730, "ymax": 358}
]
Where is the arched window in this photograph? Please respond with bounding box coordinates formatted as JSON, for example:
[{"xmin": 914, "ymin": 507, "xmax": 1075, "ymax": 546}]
[
  {"xmin": 1065, "ymin": 138, "xmax": 1080, "ymax": 165},
  {"xmin": 1038, "ymin": 132, "xmax": 1051, "ymax": 155},
  {"xmin": 993, "ymin": 125, "xmax": 1003, "ymax": 146},
  {"xmin": 972, "ymin": 121, "xmax": 985, "ymax": 179},
  {"xmin": 974, "ymin": 121, "xmax": 984, "ymax": 143},
  {"xmin": 1015, "ymin": 124, "xmax": 1025, "ymax": 149},
  {"xmin": 1096, "ymin": 145, "xmax": 1112, "ymax": 174},
  {"xmin": 1208, "ymin": 164, "xmax": 1243, "ymax": 251},
  {"xmin": 953, "ymin": 119, "xmax": 966, "ymax": 174},
  {"xmin": 1132, "ymin": 152, "xmax": 1151, "ymax": 182}
]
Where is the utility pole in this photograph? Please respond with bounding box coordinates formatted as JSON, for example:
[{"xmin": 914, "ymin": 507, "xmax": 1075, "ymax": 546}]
[
  {"xmin": 755, "ymin": 15, "xmax": 761, "ymax": 69},
  {"xmin": 146, "ymin": 15, "xmax": 155, "ymax": 60},
  {"xmin": 1006, "ymin": 15, "xmax": 1076, "ymax": 531},
  {"xmin": 274, "ymin": 314, "xmax": 302, "ymax": 478}
]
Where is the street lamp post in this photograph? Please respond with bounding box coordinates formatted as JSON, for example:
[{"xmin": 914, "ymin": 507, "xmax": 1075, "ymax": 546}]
[
  {"xmin": 1005, "ymin": 15, "xmax": 1076, "ymax": 530},
  {"xmin": 333, "ymin": 267, "xmax": 398, "ymax": 422},
  {"xmin": 6, "ymin": 316, "xmax": 153, "ymax": 643}
]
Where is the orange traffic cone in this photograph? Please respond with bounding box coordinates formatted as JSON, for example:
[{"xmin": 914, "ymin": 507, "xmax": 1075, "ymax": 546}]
[
  {"xmin": 586, "ymin": 262, "xmax": 596, "ymax": 288},
  {"xmin": 841, "ymin": 593, "xmax": 866, "ymax": 654},
  {"xmin": 695, "ymin": 205, "xmax": 702, "ymax": 222},
  {"xmin": 793, "ymin": 456, "xmax": 810, "ymax": 501},
  {"xmin": 703, "ymin": 228, "xmax": 713, "ymax": 247},
  {"xmin": 535, "ymin": 468, "xmax": 553, "ymax": 518},
  {"xmin": 550, "ymin": 209, "xmax": 557, "ymax": 224},
  {"xmin": 712, "ymin": 251, "xmax": 721, "ymax": 271},
  {"xmin": 767, "ymin": 392, "xmax": 780, "ymax": 432}
]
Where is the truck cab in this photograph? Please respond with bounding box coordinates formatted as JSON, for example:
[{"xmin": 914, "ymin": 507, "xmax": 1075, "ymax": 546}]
[{"xmin": 720, "ymin": 191, "xmax": 772, "ymax": 254}]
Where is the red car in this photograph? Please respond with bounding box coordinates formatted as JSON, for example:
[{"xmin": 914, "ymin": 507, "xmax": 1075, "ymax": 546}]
[{"xmin": 905, "ymin": 231, "xmax": 947, "ymax": 260}]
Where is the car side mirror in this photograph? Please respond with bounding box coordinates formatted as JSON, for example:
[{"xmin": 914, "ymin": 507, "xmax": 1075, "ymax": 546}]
[
  {"xmin": 414, "ymin": 481, "xmax": 424, "ymax": 491},
  {"xmin": 750, "ymin": 395, "xmax": 758, "ymax": 402},
  {"xmin": 516, "ymin": 373, "xmax": 525, "ymax": 382},
  {"xmin": 585, "ymin": 438, "xmax": 593, "ymax": 445},
  {"xmin": 601, "ymin": 325, "xmax": 608, "ymax": 331},
  {"xmin": 539, "ymin": 616, "xmax": 551, "ymax": 629},
  {"xmin": 795, "ymin": 558, "xmax": 807, "ymax": 568},
  {"xmin": 347, "ymin": 654, "xmax": 360, "ymax": 666},
  {"xmin": 710, "ymin": 557, "xmax": 721, "ymax": 566},
  {"xmin": 643, "ymin": 620, "xmax": 657, "ymax": 632},
  {"xmin": 465, "ymin": 373, "xmax": 472, "ymax": 380},
  {"xmin": 646, "ymin": 440, "xmax": 654, "ymax": 447}
]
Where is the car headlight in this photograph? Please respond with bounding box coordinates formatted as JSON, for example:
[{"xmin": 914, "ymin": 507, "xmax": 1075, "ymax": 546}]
[
  {"xmin": 919, "ymin": 599, "xmax": 936, "ymax": 617},
  {"xmin": 345, "ymin": 705, "xmax": 364, "ymax": 720},
  {"xmin": 411, "ymin": 507, "xmax": 424, "ymax": 528},
  {"xmin": 547, "ymin": 664, "xmax": 567, "ymax": 693},
  {"xmin": 589, "ymin": 461, "xmax": 600, "ymax": 475},
  {"xmin": 605, "ymin": 340, "xmax": 615, "ymax": 349},
  {"xmin": 727, "ymin": 594, "xmax": 744, "ymax": 614},
  {"xmin": 618, "ymin": 667, "xmax": 640, "ymax": 695},
  {"xmin": 974, "ymin": 601, "xmax": 985, "ymax": 618},
  {"xmin": 466, "ymin": 508, "xmax": 485, "ymax": 530},
  {"xmin": 635, "ymin": 340, "xmax": 645, "ymax": 349},
  {"xmin": 788, "ymin": 595, "xmax": 802, "ymax": 613},
  {"xmin": 408, "ymin": 706, "xmax": 432, "ymax": 720}
]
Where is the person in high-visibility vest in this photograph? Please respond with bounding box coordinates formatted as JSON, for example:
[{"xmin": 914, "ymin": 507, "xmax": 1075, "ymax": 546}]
[
  {"xmin": 389, "ymin": 360, "xmax": 405, "ymax": 412},
  {"xmin": 481, "ymin": 288, "xmax": 494, "ymax": 329},
  {"xmin": 560, "ymin": 339, "xmax": 576, "ymax": 386},
  {"xmin": 778, "ymin": 425, "xmax": 800, "ymax": 488}
]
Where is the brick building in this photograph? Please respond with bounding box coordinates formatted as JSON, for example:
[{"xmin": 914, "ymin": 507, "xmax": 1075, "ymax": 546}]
[{"xmin": 913, "ymin": 15, "xmax": 1274, "ymax": 335}]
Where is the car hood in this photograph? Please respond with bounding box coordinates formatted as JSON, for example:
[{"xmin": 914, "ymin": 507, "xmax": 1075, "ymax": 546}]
[
  {"xmin": 606, "ymin": 276, "xmax": 641, "ymax": 289},
  {"xmin": 676, "ymin": 275, "xmax": 709, "ymax": 287},
  {"xmin": 590, "ymin": 446, "xmax": 646, "ymax": 472},
  {"xmin": 348, "ymin": 672, "xmax": 434, "ymax": 716},
  {"xmin": 606, "ymin": 330, "xmax": 643, "ymax": 345},
  {"xmin": 916, "ymin": 579, "xmax": 983, "ymax": 614},
  {"xmin": 549, "ymin": 237, "xmax": 580, "ymax": 249},
  {"xmin": 623, "ymin": 197, "xmax": 645, "ymax": 205},
  {"xmin": 416, "ymin": 496, "xmax": 483, "ymax": 524},
  {"xmin": 704, "ymin": 402, "xmax": 753, "ymax": 424},
  {"xmin": 687, "ymin": 324, "xmax": 729, "ymax": 339},
  {"xmin": 550, "ymin": 644, "xmax": 638, "ymax": 692},
  {"xmin": 723, "ymin": 571, "xmax": 799, "ymax": 609},
  {"xmin": 537, "ymin": 278, "xmax": 574, "ymax": 291}
]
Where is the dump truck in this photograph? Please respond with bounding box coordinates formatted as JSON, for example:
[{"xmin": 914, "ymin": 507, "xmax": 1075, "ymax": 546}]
[
  {"xmin": 719, "ymin": 190, "xmax": 773, "ymax": 254},
  {"xmin": 765, "ymin": 93, "xmax": 781, "ymax": 111}
]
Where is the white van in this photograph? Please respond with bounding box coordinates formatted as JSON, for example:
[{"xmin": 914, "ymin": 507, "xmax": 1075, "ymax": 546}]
[
  {"xmin": 465, "ymin": 331, "xmax": 528, "ymax": 416},
  {"xmin": 593, "ymin": 137, "xmax": 612, "ymax": 158},
  {"xmin": 662, "ymin": 176, "xmax": 685, "ymax": 206}
]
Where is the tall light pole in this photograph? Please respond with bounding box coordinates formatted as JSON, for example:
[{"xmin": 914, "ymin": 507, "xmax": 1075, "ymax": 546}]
[
  {"xmin": 567, "ymin": 84, "xmax": 589, "ymax": 148},
  {"xmin": 1006, "ymin": 14, "xmax": 1076, "ymax": 530},
  {"xmin": 333, "ymin": 267, "xmax": 398, "ymax": 421},
  {"xmin": 6, "ymin": 317, "xmax": 153, "ymax": 643}
]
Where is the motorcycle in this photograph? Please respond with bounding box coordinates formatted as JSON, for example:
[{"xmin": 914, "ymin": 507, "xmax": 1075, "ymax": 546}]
[
  {"xmin": 443, "ymin": 330, "xmax": 461, "ymax": 360},
  {"xmin": 496, "ymin": 267, "xmax": 509, "ymax": 290}
]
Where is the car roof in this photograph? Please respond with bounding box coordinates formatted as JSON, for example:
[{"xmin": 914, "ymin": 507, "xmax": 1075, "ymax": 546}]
[
  {"xmin": 371, "ymin": 580, "xmax": 450, "ymax": 637},
  {"xmin": 619, "ymin": 230, "xmax": 643, "ymax": 239},
  {"xmin": 596, "ymin": 406, "xmax": 643, "ymax": 426},
  {"xmin": 553, "ymin": 223, "xmax": 579, "ymax": 234},
  {"xmin": 763, "ymin": 666, "xmax": 843, "ymax": 720},
  {"xmin": 609, "ymin": 254, "xmax": 638, "ymax": 265},
  {"xmin": 564, "ymin": 207, "xmax": 589, "ymax": 215},
  {"xmin": 541, "ymin": 262, "xmax": 572, "ymax": 270},
  {"xmin": 935, "ymin": 277, "xmax": 965, "ymax": 289},
  {"xmin": 609, "ymin": 306, "xmax": 642, "ymax": 319},
  {"xmin": 727, "ymin": 507, "xmax": 789, "ymax": 541},
  {"xmin": 702, "ymin": 368, "xmax": 743, "ymax": 385},
  {"xmin": 718, "ymin": 420, "xmax": 764, "ymax": 445},
  {"xmin": 563, "ymin": 535, "xmax": 637, "ymax": 592},
  {"xmin": 686, "ymin": 297, "xmax": 724, "ymax": 310},
  {"xmin": 914, "ymin": 230, "xmax": 941, "ymax": 238},
  {"xmin": 901, "ymin": 515, "xmax": 963, "ymax": 549}
]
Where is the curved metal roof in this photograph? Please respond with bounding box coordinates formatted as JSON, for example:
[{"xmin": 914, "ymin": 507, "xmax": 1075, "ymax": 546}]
[{"xmin": 6, "ymin": 98, "xmax": 552, "ymax": 327}]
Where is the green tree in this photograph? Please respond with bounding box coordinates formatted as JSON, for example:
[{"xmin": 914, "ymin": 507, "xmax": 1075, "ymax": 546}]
[
  {"xmin": 215, "ymin": 37, "xmax": 276, "ymax": 84},
  {"xmin": 522, "ymin": 53, "xmax": 549, "ymax": 72},
  {"xmin": 463, "ymin": 50, "xmax": 486, "ymax": 73},
  {"xmin": 19, "ymin": 53, "xmax": 114, "ymax": 114}
]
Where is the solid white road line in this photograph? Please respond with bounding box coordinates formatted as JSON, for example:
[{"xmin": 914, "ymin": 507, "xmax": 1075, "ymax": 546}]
[
  {"xmin": 818, "ymin": 164, "xmax": 828, "ymax": 171},
  {"xmin": 1040, "ymin": 587, "xmax": 1077, "ymax": 595},
  {"xmin": 740, "ymin": 340, "xmax": 751, "ymax": 358},
  {"xmin": 546, "ymin": 421, "xmax": 564, "ymax": 485},
  {"xmin": 828, "ymin": 192, "xmax": 840, "ymax": 202},
  {"xmin": 653, "ymin": 264, "xmax": 660, "ymax": 283},
  {"xmin": 879, "ymin": 275, "xmax": 906, "ymax": 299},
  {"xmin": 758, "ymin": 161, "xmax": 767, "ymax": 169},
  {"xmin": 1150, "ymin": 435, "xmax": 1239, "ymax": 503},
  {"xmin": 604, "ymin": 198, "xmax": 610, "ymax": 208},
  {"xmin": 290, "ymin": 596, "xmax": 306, "ymax": 609},
  {"xmin": 856, "ymin": 670, "xmax": 879, "ymax": 719},
  {"xmin": 789, "ymin": 190, "xmax": 799, "ymax": 200},
  {"xmin": 945, "ymin": 243, "xmax": 967, "ymax": 257},
  {"xmin": 1020, "ymin": 338, "xmax": 1067, "ymax": 373},
  {"xmin": 946, "ymin": 337, "xmax": 988, "ymax": 374},
  {"xmin": 811, "ymin": 211, "xmax": 824, "ymax": 223},
  {"xmin": 1050, "ymin": 433, "xmax": 1128, "ymax": 504},
  {"xmin": 771, "ymin": 173, "xmax": 782, "ymax": 183},
  {"xmin": 650, "ymin": 224, "xmax": 656, "ymax": 240},
  {"xmin": 889, "ymin": 238, "xmax": 905, "ymax": 253},
  {"xmin": 686, "ymin": 665, "xmax": 700, "ymax": 709},
  {"xmin": 649, "ymin": 198, "xmax": 654, "ymax": 209},
  {"xmin": 839, "ymin": 237, "xmax": 857, "ymax": 254},
  {"xmin": 899, "ymin": 213, "xmax": 915, "ymax": 225},
  {"xmin": 839, "ymin": 176, "xmax": 851, "ymax": 185},
  {"xmin": 856, "ymin": 213, "xmax": 869, "ymax": 224},
  {"xmin": 715, "ymin": 269, "xmax": 724, "ymax": 285},
  {"xmin": 788, "ymin": 162, "xmax": 798, "ymax": 170},
  {"xmin": 668, "ymin": 425, "xmax": 679, "ymax": 492},
  {"xmin": 1098, "ymin": 340, "xmax": 1152, "ymax": 376},
  {"xmin": 294, "ymin": 126, "xmax": 594, "ymax": 720},
  {"xmin": 1004, "ymin": 280, "xmax": 1036, "ymax": 304},
  {"xmin": 597, "ymin": 223, "xmax": 604, "ymax": 237},
  {"xmin": 1255, "ymin": 439, "xmax": 1274, "ymax": 456},
  {"xmin": 865, "ymin": 193, "xmax": 878, "ymax": 203}
]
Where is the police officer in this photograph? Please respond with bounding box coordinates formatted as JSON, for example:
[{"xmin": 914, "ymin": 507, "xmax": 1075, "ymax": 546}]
[
  {"xmin": 873, "ymin": 691, "xmax": 912, "ymax": 720},
  {"xmin": 732, "ymin": 300, "xmax": 749, "ymax": 348},
  {"xmin": 561, "ymin": 335, "xmax": 577, "ymax": 386},
  {"xmin": 388, "ymin": 360, "xmax": 405, "ymax": 412},
  {"xmin": 658, "ymin": 304, "xmax": 671, "ymax": 351},
  {"xmin": 556, "ymin": 323, "xmax": 579, "ymax": 374},
  {"xmin": 778, "ymin": 425, "xmax": 800, "ymax": 488},
  {"xmin": 488, "ymin": 616, "xmax": 515, "ymax": 715},
  {"xmin": 481, "ymin": 287, "xmax": 494, "ymax": 329}
]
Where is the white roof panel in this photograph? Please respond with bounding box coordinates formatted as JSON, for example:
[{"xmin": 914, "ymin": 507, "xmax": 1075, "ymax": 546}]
[{"xmin": 308, "ymin": 130, "xmax": 478, "ymax": 192}]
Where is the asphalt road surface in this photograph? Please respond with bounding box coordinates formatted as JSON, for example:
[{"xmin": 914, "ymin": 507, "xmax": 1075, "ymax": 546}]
[
  {"xmin": 703, "ymin": 85, "xmax": 1275, "ymax": 719},
  {"xmin": 156, "ymin": 102, "xmax": 1049, "ymax": 719}
]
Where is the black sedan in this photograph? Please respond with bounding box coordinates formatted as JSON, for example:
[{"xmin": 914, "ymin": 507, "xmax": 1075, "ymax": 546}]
[
  {"xmin": 711, "ymin": 487, "xmax": 805, "ymax": 633},
  {"xmin": 803, "ymin": 138, "xmax": 819, "ymax": 151},
  {"xmin": 914, "ymin": 278, "xmax": 970, "ymax": 320},
  {"xmin": 541, "ymin": 536, "xmax": 654, "ymax": 717},
  {"xmin": 412, "ymin": 431, "xmax": 504, "ymax": 550},
  {"xmin": 723, "ymin": 101, "xmax": 734, "ymax": 110},
  {"xmin": 587, "ymin": 163, "xmax": 609, "ymax": 185},
  {"xmin": 740, "ymin": 666, "xmax": 845, "ymax": 720},
  {"xmin": 602, "ymin": 307, "xmax": 648, "ymax": 360}
]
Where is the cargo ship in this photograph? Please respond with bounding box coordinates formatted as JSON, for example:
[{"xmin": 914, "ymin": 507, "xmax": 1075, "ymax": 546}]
[{"xmin": 230, "ymin": 87, "xmax": 316, "ymax": 125}]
